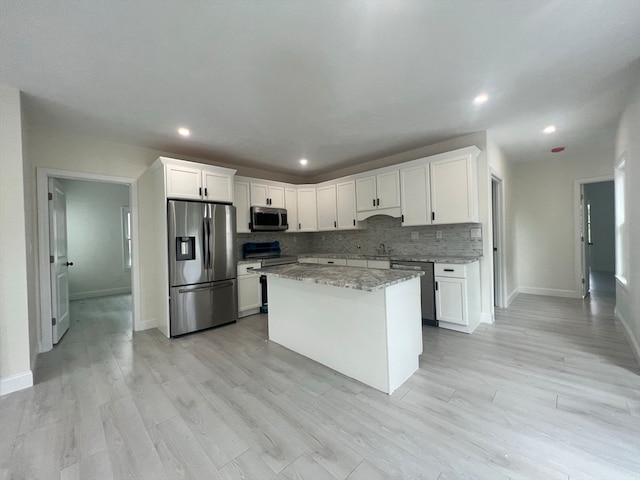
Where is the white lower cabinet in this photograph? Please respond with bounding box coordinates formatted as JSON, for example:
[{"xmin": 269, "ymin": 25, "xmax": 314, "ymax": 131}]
[
  {"xmin": 435, "ymin": 262, "xmax": 481, "ymax": 334},
  {"xmin": 238, "ymin": 262, "xmax": 261, "ymax": 317},
  {"xmin": 317, "ymin": 258, "xmax": 347, "ymax": 266},
  {"xmin": 346, "ymin": 258, "xmax": 367, "ymax": 268}
]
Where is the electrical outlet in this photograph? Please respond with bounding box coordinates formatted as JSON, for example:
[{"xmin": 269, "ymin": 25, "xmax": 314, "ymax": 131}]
[
  {"xmin": 411, "ymin": 231, "xmax": 419, "ymax": 240},
  {"xmin": 436, "ymin": 230, "xmax": 442, "ymax": 239},
  {"xmin": 470, "ymin": 228, "xmax": 482, "ymax": 238}
]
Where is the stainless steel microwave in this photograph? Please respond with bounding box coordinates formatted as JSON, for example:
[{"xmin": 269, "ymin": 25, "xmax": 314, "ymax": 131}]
[{"xmin": 250, "ymin": 206, "xmax": 288, "ymax": 232}]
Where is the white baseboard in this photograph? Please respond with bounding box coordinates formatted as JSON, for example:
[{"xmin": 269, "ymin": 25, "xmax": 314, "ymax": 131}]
[
  {"xmin": 479, "ymin": 312, "xmax": 494, "ymax": 324},
  {"xmin": 615, "ymin": 307, "xmax": 640, "ymax": 367},
  {"xmin": 136, "ymin": 317, "xmax": 158, "ymax": 332},
  {"xmin": 506, "ymin": 288, "xmax": 519, "ymax": 306},
  {"xmin": 69, "ymin": 287, "xmax": 132, "ymax": 301},
  {"xmin": 0, "ymin": 370, "xmax": 33, "ymax": 396},
  {"xmin": 517, "ymin": 286, "xmax": 581, "ymax": 299}
]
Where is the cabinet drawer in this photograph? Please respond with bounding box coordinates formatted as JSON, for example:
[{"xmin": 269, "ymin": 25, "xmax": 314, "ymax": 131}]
[
  {"xmin": 318, "ymin": 258, "xmax": 347, "ymax": 266},
  {"xmin": 238, "ymin": 262, "xmax": 261, "ymax": 276},
  {"xmin": 435, "ymin": 263, "xmax": 467, "ymax": 278}
]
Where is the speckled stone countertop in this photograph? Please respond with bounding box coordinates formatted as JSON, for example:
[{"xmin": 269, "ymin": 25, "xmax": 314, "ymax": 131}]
[
  {"xmin": 297, "ymin": 253, "xmax": 481, "ymax": 264},
  {"xmin": 255, "ymin": 263, "xmax": 423, "ymax": 292},
  {"xmin": 237, "ymin": 259, "xmax": 263, "ymax": 265}
]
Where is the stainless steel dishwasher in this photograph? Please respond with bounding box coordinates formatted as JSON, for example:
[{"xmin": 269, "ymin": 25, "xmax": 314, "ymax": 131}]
[{"xmin": 391, "ymin": 261, "xmax": 437, "ymax": 326}]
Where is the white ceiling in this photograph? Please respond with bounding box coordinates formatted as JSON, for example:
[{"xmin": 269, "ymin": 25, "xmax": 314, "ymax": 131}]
[{"xmin": 1, "ymin": 0, "xmax": 639, "ymax": 177}]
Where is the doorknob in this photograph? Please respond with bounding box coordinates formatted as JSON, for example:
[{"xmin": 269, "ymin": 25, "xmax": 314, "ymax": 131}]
[{"xmin": 66, "ymin": 261, "xmax": 74, "ymax": 266}]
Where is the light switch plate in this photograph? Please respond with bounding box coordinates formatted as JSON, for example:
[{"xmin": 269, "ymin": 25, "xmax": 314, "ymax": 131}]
[
  {"xmin": 470, "ymin": 228, "xmax": 482, "ymax": 238},
  {"xmin": 411, "ymin": 231, "xmax": 419, "ymax": 240},
  {"xmin": 436, "ymin": 230, "xmax": 442, "ymax": 239}
]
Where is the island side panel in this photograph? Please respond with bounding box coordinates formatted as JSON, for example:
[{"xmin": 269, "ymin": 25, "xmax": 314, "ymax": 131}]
[
  {"xmin": 384, "ymin": 277, "xmax": 423, "ymax": 393},
  {"xmin": 267, "ymin": 276, "xmax": 391, "ymax": 393}
]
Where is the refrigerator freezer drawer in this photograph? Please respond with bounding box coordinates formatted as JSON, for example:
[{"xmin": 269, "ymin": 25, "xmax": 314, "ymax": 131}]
[{"xmin": 170, "ymin": 280, "xmax": 237, "ymax": 336}]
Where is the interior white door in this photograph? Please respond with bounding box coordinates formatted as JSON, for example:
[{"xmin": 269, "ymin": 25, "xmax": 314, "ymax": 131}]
[
  {"xmin": 580, "ymin": 184, "xmax": 590, "ymax": 297},
  {"xmin": 49, "ymin": 178, "xmax": 71, "ymax": 343}
]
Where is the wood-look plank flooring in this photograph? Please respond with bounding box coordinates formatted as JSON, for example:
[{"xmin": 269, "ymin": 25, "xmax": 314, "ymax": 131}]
[{"xmin": 1, "ymin": 291, "xmax": 638, "ymax": 479}]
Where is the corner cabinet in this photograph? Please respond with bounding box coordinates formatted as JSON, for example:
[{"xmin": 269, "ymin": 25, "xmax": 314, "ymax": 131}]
[
  {"xmin": 435, "ymin": 262, "xmax": 481, "ymax": 334},
  {"xmin": 296, "ymin": 186, "xmax": 317, "ymax": 232},
  {"xmin": 316, "ymin": 183, "xmax": 337, "ymax": 231},
  {"xmin": 336, "ymin": 180, "xmax": 359, "ymax": 230},
  {"xmin": 165, "ymin": 160, "xmax": 234, "ymax": 203},
  {"xmin": 284, "ymin": 187, "xmax": 298, "ymax": 232}
]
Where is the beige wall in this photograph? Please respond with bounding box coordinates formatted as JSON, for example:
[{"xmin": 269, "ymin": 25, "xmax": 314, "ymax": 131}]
[
  {"xmin": 614, "ymin": 78, "xmax": 640, "ymax": 361},
  {"xmin": 511, "ymin": 144, "xmax": 614, "ymax": 296},
  {"xmin": 0, "ymin": 86, "xmax": 32, "ymax": 393}
]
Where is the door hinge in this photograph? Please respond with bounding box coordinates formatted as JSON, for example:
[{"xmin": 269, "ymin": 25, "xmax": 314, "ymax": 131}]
[
  {"xmin": 50, "ymin": 255, "xmax": 54, "ymax": 263},
  {"xmin": 48, "ymin": 192, "xmax": 53, "ymax": 201},
  {"xmin": 52, "ymin": 317, "xmax": 57, "ymax": 326}
]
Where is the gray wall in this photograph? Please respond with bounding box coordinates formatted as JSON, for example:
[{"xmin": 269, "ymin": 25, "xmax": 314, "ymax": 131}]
[
  {"xmin": 584, "ymin": 181, "xmax": 615, "ymax": 272},
  {"xmin": 238, "ymin": 215, "xmax": 482, "ymax": 258},
  {"xmin": 60, "ymin": 179, "xmax": 132, "ymax": 299}
]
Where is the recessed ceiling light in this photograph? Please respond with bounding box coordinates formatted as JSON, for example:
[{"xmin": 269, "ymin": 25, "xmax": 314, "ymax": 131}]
[
  {"xmin": 543, "ymin": 125, "xmax": 556, "ymax": 134},
  {"xmin": 299, "ymin": 158, "xmax": 308, "ymax": 166},
  {"xmin": 178, "ymin": 127, "xmax": 191, "ymax": 137},
  {"xmin": 473, "ymin": 93, "xmax": 489, "ymax": 105}
]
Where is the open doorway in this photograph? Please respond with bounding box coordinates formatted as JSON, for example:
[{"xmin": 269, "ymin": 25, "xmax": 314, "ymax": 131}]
[
  {"xmin": 491, "ymin": 173, "xmax": 506, "ymax": 308},
  {"xmin": 37, "ymin": 168, "xmax": 140, "ymax": 353}
]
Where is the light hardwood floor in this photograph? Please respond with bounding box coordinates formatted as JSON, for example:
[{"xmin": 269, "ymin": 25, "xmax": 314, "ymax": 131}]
[{"xmin": 1, "ymin": 291, "xmax": 638, "ymax": 480}]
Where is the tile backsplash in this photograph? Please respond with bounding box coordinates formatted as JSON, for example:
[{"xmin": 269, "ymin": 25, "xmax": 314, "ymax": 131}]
[{"xmin": 238, "ymin": 215, "xmax": 482, "ymax": 258}]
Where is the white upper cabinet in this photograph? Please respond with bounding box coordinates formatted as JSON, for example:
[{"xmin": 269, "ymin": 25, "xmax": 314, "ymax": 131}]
[
  {"xmin": 296, "ymin": 186, "xmax": 317, "ymax": 232},
  {"xmin": 430, "ymin": 153, "xmax": 478, "ymax": 224},
  {"xmin": 285, "ymin": 187, "xmax": 298, "ymax": 233},
  {"xmin": 355, "ymin": 169, "xmax": 401, "ymax": 220},
  {"xmin": 336, "ymin": 180, "xmax": 358, "ymax": 230},
  {"xmin": 233, "ymin": 181, "xmax": 251, "ymax": 233},
  {"xmin": 316, "ymin": 184, "xmax": 337, "ymax": 230},
  {"xmin": 164, "ymin": 158, "xmax": 235, "ymax": 203},
  {"xmin": 400, "ymin": 164, "xmax": 431, "ymax": 226},
  {"xmin": 250, "ymin": 182, "xmax": 285, "ymax": 208}
]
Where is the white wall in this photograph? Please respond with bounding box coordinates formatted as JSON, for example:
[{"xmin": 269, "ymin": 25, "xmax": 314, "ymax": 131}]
[
  {"xmin": 511, "ymin": 145, "xmax": 614, "ymax": 297},
  {"xmin": 59, "ymin": 179, "xmax": 132, "ymax": 299},
  {"xmin": 584, "ymin": 181, "xmax": 615, "ymax": 272},
  {"xmin": 0, "ymin": 86, "xmax": 32, "ymax": 394},
  {"xmin": 614, "ymin": 78, "xmax": 640, "ymax": 363}
]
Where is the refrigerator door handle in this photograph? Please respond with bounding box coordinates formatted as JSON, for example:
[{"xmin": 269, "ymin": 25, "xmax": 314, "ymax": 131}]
[{"xmin": 177, "ymin": 281, "xmax": 233, "ymax": 294}]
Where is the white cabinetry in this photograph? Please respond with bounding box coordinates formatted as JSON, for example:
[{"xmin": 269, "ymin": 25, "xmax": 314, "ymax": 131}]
[
  {"xmin": 296, "ymin": 187, "xmax": 317, "ymax": 232},
  {"xmin": 250, "ymin": 182, "xmax": 285, "ymax": 208},
  {"xmin": 367, "ymin": 259, "xmax": 390, "ymax": 269},
  {"xmin": 435, "ymin": 262, "xmax": 481, "ymax": 334},
  {"xmin": 430, "ymin": 154, "xmax": 478, "ymax": 224},
  {"xmin": 299, "ymin": 257, "xmax": 318, "ymax": 263},
  {"xmin": 285, "ymin": 187, "xmax": 298, "ymax": 232},
  {"xmin": 400, "ymin": 165, "xmax": 431, "ymax": 226},
  {"xmin": 238, "ymin": 262, "xmax": 261, "ymax": 317},
  {"xmin": 336, "ymin": 180, "xmax": 358, "ymax": 230},
  {"xmin": 165, "ymin": 160, "xmax": 234, "ymax": 203},
  {"xmin": 356, "ymin": 170, "xmax": 401, "ymax": 220},
  {"xmin": 317, "ymin": 258, "xmax": 347, "ymax": 266},
  {"xmin": 346, "ymin": 258, "xmax": 368, "ymax": 267},
  {"xmin": 316, "ymin": 184, "xmax": 337, "ymax": 230},
  {"xmin": 234, "ymin": 181, "xmax": 251, "ymax": 233}
]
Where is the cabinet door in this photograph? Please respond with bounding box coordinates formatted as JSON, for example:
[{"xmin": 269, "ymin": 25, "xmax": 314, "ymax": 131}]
[
  {"xmin": 336, "ymin": 181, "xmax": 357, "ymax": 229},
  {"xmin": 250, "ymin": 183, "xmax": 269, "ymax": 207},
  {"xmin": 430, "ymin": 156, "xmax": 473, "ymax": 224},
  {"xmin": 346, "ymin": 258, "xmax": 367, "ymax": 268},
  {"xmin": 356, "ymin": 176, "xmax": 377, "ymax": 212},
  {"xmin": 316, "ymin": 184, "xmax": 337, "ymax": 230},
  {"xmin": 284, "ymin": 188, "xmax": 298, "ymax": 232},
  {"xmin": 203, "ymin": 170, "xmax": 233, "ymax": 203},
  {"xmin": 296, "ymin": 187, "xmax": 317, "ymax": 232},
  {"xmin": 435, "ymin": 277, "xmax": 467, "ymax": 325},
  {"xmin": 268, "ymin": 186, "xmax": 285, "ymax": 208},
  {"xmin": 400, "ymin": 165, "xmax": 430, "ymax": 226},
  {"xmin": 234, "ymin": 182, "xmax": 251, "ymax": 233},
  {"xmin": 376, "ymin": 171, "xmax": 400, "ymax": 209},
  {"xmin": 238, "ymin": 275, "xmax": 261, "ymax": 313},
  {"xmin": 166, "ymin": 165, "xmax": 203, "ymax": 200}
]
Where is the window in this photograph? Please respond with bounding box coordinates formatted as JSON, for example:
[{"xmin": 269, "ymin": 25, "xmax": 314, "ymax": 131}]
[
  {"xmin": 614, "ymin": 155, "xmax": 626, "ymax": 284},
  {"xmin": 122, "ymin": 206, "xmax": 132, "ymax": 270}
]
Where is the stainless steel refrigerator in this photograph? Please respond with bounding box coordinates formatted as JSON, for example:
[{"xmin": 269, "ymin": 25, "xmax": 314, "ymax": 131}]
[{"xmin": 168, "ymin": 200, "xmax": 237, "ymax": 336}]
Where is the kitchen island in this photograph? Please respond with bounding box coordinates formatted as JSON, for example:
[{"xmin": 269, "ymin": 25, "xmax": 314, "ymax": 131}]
[{"xmin": 256, "ymin": 263, "xmax": 424, "ymax": 394}]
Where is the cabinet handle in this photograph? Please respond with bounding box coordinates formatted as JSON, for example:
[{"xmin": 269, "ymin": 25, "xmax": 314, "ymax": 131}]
[
  {"xmin": 327, "ymin": 261, "xmax": 334, "ymax": 264},
  {"xmin": 204, "ymin": 187, "xmax": 208, "ymax": 197},
  {"xmin": 401, "ymin": 214, "xmax": 404, "ymax": 222},
  {"xmin": 199, "ymin": 187, "xmax": 202, "ymax": 196},
  {"xmin": 435, "ymin": 281, "xmax": 438, "ymax": 290},
  {"xmin": 444, "ymin": 268, "xmax": 454, "ymax": 272},
  {"xmin": 334, "ymin": 221, "xmax": 336, "ymax": 228},
  {"xmin": 353, "ymin": 219, "xmax": 356, "ymax": 226},
  {"xmin": 431, "ymin": 212, "xmax": 435, "ymax": 221},
  {"xmin": 376, "ymin": 198, "xmax": 380, "ymax": 206},
  {"xmin": 299, "ymin": 223, "xmax": 301, "ymax": 229},
  {"xmin": 372, "ymin": 199, "xmax": 375, "ymax": 207}
]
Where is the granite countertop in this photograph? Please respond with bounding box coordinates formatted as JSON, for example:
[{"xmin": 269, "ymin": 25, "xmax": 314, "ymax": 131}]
[
  {"xmin": 255, "ymin": 263, "xmax": 423, "ymax": 292},
  {"xmin": 297, "ymin": 253, "xmax": 482, "ymax": 264},
  {"xmin": 238, "ymin": 259, "xmax": 263, "ymax": 265}
]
